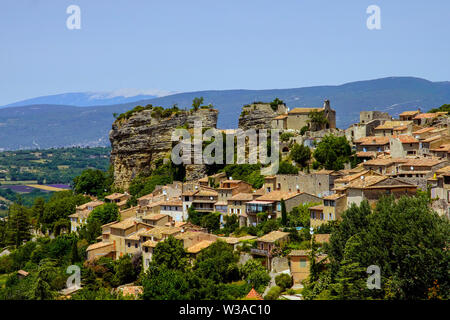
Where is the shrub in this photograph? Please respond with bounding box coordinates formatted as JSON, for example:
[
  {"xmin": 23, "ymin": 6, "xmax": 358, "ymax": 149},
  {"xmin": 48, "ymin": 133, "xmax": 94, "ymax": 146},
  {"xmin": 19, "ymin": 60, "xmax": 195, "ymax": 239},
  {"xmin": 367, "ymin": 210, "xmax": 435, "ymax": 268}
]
[
  {"xmin": 264, "ymin": 285, "xmax": 282, "ymax": 300},
  {"xmin": 275, "ymin": 273, "xmax": 293, "ymax": 291}
]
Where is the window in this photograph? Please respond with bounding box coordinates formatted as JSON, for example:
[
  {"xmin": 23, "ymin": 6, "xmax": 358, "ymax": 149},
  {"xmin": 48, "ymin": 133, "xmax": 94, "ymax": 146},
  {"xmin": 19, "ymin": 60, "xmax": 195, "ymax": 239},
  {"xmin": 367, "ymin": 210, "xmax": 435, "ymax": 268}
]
[
  {"xmin": 320, "ymin": 212, "xmax": 324, "ymax": 220},
  {"xmin": 127, "ymin": 242, "xmax": 130, "ymax": 248},
  {"xmin": 300, "ymin": 258, "xmax": 307, "ymax": 268},
  {"xmin": 145, "ymin": 247, "xmax": 148, "ymax": 253},
  {"xmin": 329, "ymin": 213, "xmax": 333, "ymax": 220},
  {"xmin": 135, "ymin": 243, "xmax": 138, "ymax": 248}
]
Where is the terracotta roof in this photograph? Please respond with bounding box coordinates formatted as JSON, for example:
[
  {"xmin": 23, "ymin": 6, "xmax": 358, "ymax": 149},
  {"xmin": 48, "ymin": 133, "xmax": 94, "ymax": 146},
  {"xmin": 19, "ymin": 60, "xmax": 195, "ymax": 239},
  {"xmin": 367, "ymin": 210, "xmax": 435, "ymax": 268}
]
[
  {"xmin": 110, "ymin": 218, "xmax": 136, "ymax": 230},
  {"xmin": 137, "ymin": 193, "xmax": 153, "ymax": 201},
  {"xmin": 412, "ymin": 127, "xmax": 435, "ymax": 134},
  {"xmin": 334, "ymin": 170, "xmax": 371, "ymax": 183},
  {"xmin": 245, "ymin": 288, "xmax": 263, "ymax": 300},
  {"xmin": 355, "ymin": 136, "xmax": 390, "ymax": 146},
  {"xmin": 374, "ymin": 121, "xmax": 412, "ymax": 130},
  {"xmin": 126, "ymin": 230, "xmax": 147, "ymax": 241},
  {"xmin": 309, "ymin": 205, "xmax": 324, "ymax": 211},
  {"xmin": 256, "ymin": 190, "xmax": 298, "ymax": 201},
  {"xmin": 186, "ymin": 240, "xmax": 215, "ymax": 253},
  {"xmin": 430, "ymin": 144, "xmax": 450, "ymax": 152},
  {"xmin": 142, "ymin": 213, "xmax": 168, "ymax": 221},
  {"xmin": 401, "ymin": 158, "xmax": 446, "ymax": 167},
  {"xmin": 422, "ymin": 135, "xmax": 442, "ymax": 143},
  {"xmin": 393, "ymin": 125, "xmax": 408, "ymax": 131},
  {"xmin": 362, "ymin": 159, "xmax": 398, "ymax": 166},
  {"xmin": 229, "ymin": 193, "xmax": 254, "ymax": 201},
  {"xmin": 160, "ymin": 199, "xmax": 183, "ymax": 206},
  {"xmin": 257, "ymin": 230, "xmax": 289, "ymax": 243},
  {"xmin": 105, "ymin": 193, "xmax": 127, "ymax": 200},
  {"xmin": 434, "ymin": 165, "xmax": 450, "ymax": 175},
  {"xmin": 218, "ymin": 235, "xmax": 257, "ymax": 244},
  {"xmin": 347, "ymin": 175, "xmax": 388, "ymax": 189},
  {"xmin": 323, "ymin": 193, "xmax": 345, "ymax": 200},
  {"xmin": 76, "ymin": 200, "xmax": 104, "ymax": 210},
  {"xmin": 195, "ymin": 189, "xmax": 218, "ymax": 197},
  {"xmin": 86, "ymin": 241, "xmax": 114, "ymax": 251},
  {"xmin": 399, "ymin": 110, "xmax": 420, "ymax": 116},
  {"xmin": 395, "ymin": 135, "xmax": 419, "ymax": 144},
  {"xmin": 273, "ymin": 114, "xmax": 288, "ymax": 120},
  {"xmin": 356, "ymin": 151, "xmax": 377, "ymax": 158},
  {"xmin": 289, "ymin": 107, "xmax": 323, "ymax": 114},
  {"xmin": 414, "ymin": 113, "xmax": 438, "ymax": 119},
  {"xmin": 142, "ymin": 226, "xmax": 181, "ymax": 239},
  {"xmin": 315, "ymin": 169, "xmax": 336, "ymax": 175},
  {"xmin": 142, "ymin": 240, "xmax": 158, "ymax": 248}
]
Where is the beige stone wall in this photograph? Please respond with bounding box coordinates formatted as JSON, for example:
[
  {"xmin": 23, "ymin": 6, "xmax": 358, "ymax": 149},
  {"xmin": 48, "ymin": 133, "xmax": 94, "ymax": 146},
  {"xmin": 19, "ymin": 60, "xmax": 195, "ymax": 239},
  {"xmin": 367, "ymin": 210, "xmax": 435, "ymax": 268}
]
[{"xmin": 289, "ymin": 256, "xmax": 310, "ymax": 284}]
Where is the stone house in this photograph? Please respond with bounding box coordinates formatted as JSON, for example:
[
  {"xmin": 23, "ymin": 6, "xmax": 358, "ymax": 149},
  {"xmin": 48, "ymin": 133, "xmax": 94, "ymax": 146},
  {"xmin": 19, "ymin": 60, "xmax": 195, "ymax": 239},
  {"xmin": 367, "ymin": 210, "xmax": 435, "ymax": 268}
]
[
  {"xmin": 373, "ymin": 121, "xmax": 413, "ymax": 137},
  {"xmin": 244, "ymin": 191, "xmax": 321, "ymax": 227},
  {"xmin": 335, "ymin": 175, "xmax": 417, "ymax": 207},
  {"xmin": 310, "ymin": 193, "xmax": 347, "ymax": 228},
  {"xmin": 69, "ymin": 200, "xmax": 104, "ymax": 232},
  {"xmin": 104, "ymin": 193, "xmax": 130, "ymax": 210},
  {"xmin": 288, "ymin": 250, "xmax": 328, "ymax": 284},
  {"xmin": 159, "ymin": 199, "xmax": 184, "ymax": 222},
  {"xmin": 389, "ymin": 135, "xmax": 420, "ymax": 158},
  {"xmin": 251, "ymin": 231, "xmax": 290, "ymax": 270},
  {"xmin": 399, "ymin": 110, "xmax": 421, "ymax": 121},
  {"xmin": 286, "ymin": 100, "xmax": 336, "ymax": 131},
  {"xmin": 190, "ymin": 188, "xmax": 218, "ymax": 213}
]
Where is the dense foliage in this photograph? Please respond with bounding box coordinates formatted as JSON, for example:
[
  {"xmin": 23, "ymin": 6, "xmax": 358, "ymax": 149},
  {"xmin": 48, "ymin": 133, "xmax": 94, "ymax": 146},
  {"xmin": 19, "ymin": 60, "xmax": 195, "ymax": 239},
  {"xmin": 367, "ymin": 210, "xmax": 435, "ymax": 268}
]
[
  {"xmin": 303, "ymin": 195, "xmax": 450, "ymax": 300},
  {"xmin": 313, "ymin": 135, "xmax": 352, "ymax": 170}
]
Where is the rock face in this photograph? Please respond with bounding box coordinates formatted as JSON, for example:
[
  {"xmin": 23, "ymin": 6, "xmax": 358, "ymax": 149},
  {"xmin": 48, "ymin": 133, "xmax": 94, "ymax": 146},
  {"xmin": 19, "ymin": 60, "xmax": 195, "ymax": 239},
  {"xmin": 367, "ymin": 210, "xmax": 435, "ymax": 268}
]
[
  {"xmin": 109, "ymin": 108, "xmax": 218, "ymax": 190},
  {"xmin": 238, "ymin": 103, "xmax": 287, "ymax": 130}
]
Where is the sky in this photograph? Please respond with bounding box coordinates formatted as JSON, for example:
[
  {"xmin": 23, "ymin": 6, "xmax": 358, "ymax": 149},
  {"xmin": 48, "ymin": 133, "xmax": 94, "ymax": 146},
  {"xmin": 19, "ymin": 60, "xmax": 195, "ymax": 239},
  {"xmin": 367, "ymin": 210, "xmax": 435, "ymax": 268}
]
[{"xmin": 1, "ymin": 0, "xmax": 449, "ymax": 105}]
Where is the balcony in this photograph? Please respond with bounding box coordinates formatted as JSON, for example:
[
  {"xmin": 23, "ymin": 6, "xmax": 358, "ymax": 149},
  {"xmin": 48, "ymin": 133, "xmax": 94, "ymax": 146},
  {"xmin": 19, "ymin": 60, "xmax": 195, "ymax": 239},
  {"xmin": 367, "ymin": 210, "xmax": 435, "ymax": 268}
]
[{"xmin": 251, "ymin": 248, "xmax": 271, "ymax": 257}]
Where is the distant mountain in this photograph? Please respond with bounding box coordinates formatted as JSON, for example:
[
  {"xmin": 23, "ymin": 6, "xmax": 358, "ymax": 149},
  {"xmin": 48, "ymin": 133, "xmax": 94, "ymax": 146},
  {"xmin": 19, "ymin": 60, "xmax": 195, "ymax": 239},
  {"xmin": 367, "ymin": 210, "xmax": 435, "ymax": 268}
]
[
  {"xmin": 1, "ymin": 89, "xmax": 174, "ymax": 108},
  {"xmin": 1, "ymin": 77, "xmax": 449, "ymax": 150}
]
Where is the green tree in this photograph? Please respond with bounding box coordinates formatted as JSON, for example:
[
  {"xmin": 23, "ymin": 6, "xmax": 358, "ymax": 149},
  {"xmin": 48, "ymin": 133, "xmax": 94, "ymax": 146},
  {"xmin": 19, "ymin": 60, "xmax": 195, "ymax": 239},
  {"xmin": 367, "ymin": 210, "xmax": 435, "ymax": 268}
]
[
  {"xmin": 275, "ymin": 273, "xmax": 293, "ymax": 291},
  {"xmin": 6, "ymin": 202, "xmax": 31, "ymax": 247},
  {"xmin": 308, "ymin": 110, "xmax": 329, "ymax": 131},
  {"xmin": 290, "ymin": 143, "xmax": 311, "ymax": 168},
  {"xmin": 113, "ymin": 255, "xmax": 136, "ymax": 286},
  {"xmin": 240, "ymin": 259, "xmax": 271, "ymax": 293},
  {"xmin": 87, "ymin": 203, "xmax": 119, "ymax": 225},
  {"xmin": 73, "ymin": 169, "xmax": 110, "ymax": 197},
  {"xmin": 192, "ymin": 97, "xmax": 204, "ymax": 111},
  {"xmin": 194, "ymin": 240, "xmax": 239, "ymax": 283},
  {"xmin": 151, "ymin": 236, "xmax": 188, "ymax": 271},
  {"xmin": 313, "ymin": 135, "xmax": 352, "ymax": 170},
  {"xmin": 277, "ymin": 160, "xmax": 298, "ymax": 174}
]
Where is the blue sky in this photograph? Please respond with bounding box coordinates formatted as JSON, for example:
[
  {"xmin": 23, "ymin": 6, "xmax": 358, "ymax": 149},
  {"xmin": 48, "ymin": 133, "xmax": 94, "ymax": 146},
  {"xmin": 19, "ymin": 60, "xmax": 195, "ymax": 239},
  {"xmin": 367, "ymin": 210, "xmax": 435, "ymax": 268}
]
[{"xmin": 1, "ymin": 0, "xmax": 449, "ymax": 105}]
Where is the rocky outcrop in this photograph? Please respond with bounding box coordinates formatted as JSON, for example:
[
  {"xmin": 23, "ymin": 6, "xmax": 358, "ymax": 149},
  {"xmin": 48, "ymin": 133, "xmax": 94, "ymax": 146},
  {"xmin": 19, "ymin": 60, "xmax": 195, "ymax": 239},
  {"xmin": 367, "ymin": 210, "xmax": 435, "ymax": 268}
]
[
  {"xmin": 238, "ymin": 103, "xmax": 287, "ymax": 130},
  {"xmin": 109, "ymin": 108, "xmax": 218, "ymax": 190}
]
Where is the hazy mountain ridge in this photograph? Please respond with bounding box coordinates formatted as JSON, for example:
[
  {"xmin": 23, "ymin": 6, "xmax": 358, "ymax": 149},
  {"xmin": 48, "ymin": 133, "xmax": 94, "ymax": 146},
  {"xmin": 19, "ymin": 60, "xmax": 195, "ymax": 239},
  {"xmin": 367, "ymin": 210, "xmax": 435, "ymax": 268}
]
[
  {"xmin": 1, "ymin": 90, "xmax": 173, "ymax": 108},
  {"xmin": 1, "ymin": 77, "xmax": 449, "ymax": 150}
]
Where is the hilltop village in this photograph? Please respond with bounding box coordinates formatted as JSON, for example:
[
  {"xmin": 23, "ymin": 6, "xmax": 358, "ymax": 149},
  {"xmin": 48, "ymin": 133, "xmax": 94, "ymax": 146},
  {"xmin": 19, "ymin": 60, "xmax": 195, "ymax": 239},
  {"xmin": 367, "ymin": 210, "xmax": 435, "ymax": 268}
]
[{"xmin": 1, "ymin": 98, "xmax": 449, "ymax": 300}]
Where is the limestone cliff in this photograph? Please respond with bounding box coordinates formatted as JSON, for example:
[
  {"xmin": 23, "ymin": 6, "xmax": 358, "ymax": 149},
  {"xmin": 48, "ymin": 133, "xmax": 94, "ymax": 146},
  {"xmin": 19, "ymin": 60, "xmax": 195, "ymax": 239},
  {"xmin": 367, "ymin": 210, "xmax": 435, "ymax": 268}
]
[
  {"xmin": 238, "ymin": 102, "xmax": 287, "ymax": 130},
  {"xmin": 109, "ymin": 108, "xmax": 218, "ymax": 190}
]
